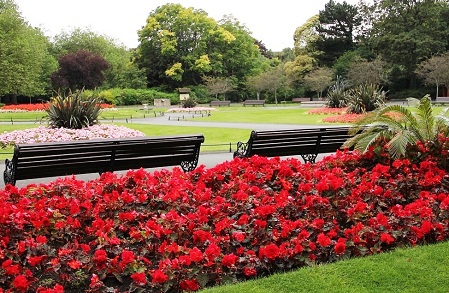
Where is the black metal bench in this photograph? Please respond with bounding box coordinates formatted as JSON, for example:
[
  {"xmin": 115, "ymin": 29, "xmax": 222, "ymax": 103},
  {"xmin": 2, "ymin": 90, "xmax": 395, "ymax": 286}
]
[
  {"xmin": 209, "ymin": 100, "xmax": 231, "ymax": 107},
  {"xmin": 243, "ymin": 100, "xmax": 265, "ymax": 107},
  {"xmin": 4, "ymin": 134, "xmax": 204, "ymax": 186},
  {"xmin": 292, "ymin": 97, "xmax": 311, "ymax": 103},
  {"xmin": 233, "ymin": 127, "xmax": 353, "ymax": 163}
]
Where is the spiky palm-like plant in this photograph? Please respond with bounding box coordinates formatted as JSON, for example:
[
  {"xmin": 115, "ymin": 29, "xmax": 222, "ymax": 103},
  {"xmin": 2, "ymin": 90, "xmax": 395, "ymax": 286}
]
[
  {"xmin": 343, "ymin": 95, "xmax": 449, "ymax": 159},
  {"xmin": 46, "ymin": 90, "xmax": 101, "ymax": 129}
]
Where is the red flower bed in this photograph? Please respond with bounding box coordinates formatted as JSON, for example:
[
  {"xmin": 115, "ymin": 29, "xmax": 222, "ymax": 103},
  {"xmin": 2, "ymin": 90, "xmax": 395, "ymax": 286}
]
[
  {"xmin": 1, "ymin": 103, "xmax": 114, "ymax": 112},
  {"xmin": 1, "ymin": 149, "xmax": 449, "ymax": 292}
]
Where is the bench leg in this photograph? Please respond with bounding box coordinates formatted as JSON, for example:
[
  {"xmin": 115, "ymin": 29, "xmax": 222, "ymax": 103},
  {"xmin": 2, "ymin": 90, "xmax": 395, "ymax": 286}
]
[{"xmin": 301, "ymin": 153, "xmax": 318, "ymax": 164}]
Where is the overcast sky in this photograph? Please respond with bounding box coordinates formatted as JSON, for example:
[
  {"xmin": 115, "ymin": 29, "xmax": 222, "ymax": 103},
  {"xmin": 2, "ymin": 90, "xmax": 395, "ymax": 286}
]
[{"xmin": 14, "ymin": 0, "xmax": 364, "ymax": 51}]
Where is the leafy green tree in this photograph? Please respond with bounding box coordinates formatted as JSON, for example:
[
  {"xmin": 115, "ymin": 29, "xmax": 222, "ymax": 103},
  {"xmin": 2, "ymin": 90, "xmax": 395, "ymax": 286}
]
[
  {"xmin": 312, "ymin": 0, "xmax": 361, "ymax": 66},
  {"xmin": 347, "ymin": 57, "xmax": 388, "ymax": 86},
  {"xmin": 293, "ymin": 15, "xmax": 320, "ymax": 56},
  {"xmin": 52, "ymin": 28, "xmax": 147, "ymax": 89},
  {"xmin": 415, "ymin": 52, "xmax": 449, "ymax": 98},
  {"xmin": 344, "ymin": 95, "xmax": 449, "ymax": 159},
  {"xmin": 368, "ymin": 0, "xmax": 449, "ymax": 90},
  {"xmin": 51, "ymin": 50, "xmax": 110, "ymax": 91},
  {"xmin": 302, "ymin": 67, "xmax": 334, "ymax": 99},
  {"xmin": 0, "ymin": 0, "xmax": 57, "ymax": 103},
  {"xmin": 136, "ymin": 4, "xmax": 266, "ymax": 91},
  {"xmin": 203, "ymin": 76, "xmax": 236, "ymax": 100}
]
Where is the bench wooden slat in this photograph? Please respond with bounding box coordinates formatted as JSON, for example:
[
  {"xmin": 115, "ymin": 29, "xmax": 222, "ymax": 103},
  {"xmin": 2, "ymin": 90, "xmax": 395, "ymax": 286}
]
[
  {"xmin": 209, "ymin": 100, "xmax": 231, "ymax": 107},
  {"xmin": 4, "ymin": 134, "xmax": 204, "ymax": 185},
  {"xmin": 233, "ymin": 127, "xmax": 354, "ymax": 163},
  {"xmin": 243, "ymin": 100, "xmax": 265, "ymax": 107}
]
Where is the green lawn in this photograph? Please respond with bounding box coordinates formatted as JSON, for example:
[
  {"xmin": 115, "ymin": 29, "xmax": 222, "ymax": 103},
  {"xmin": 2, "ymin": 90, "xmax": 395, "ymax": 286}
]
[{"xmin": 201, "ymin": 241, "xmax": 449, "ymax": 293}]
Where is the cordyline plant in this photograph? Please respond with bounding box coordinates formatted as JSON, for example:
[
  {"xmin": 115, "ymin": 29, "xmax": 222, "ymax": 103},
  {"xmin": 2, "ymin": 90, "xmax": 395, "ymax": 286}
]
[
  {"xmin": 1, "ymin": 143, "xmax": 449, "ymax": 292},
  {"xmin": 46, "ymin": 90, "xmax": 102, "ymax": 129}
]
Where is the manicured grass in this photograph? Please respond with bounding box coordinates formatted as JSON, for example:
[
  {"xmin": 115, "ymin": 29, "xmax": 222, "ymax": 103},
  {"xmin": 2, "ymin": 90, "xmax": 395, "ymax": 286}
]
[
  {"xmin": 195, "ymin": 106, "xmax": 332, "ymax": 124},
  {"xmin": 114, "ymin": 123, "xmax": 251, "ymax": 152},
  {"xmin": 201, "ymin": 241, "xmax": 449, "ymax": 293}
]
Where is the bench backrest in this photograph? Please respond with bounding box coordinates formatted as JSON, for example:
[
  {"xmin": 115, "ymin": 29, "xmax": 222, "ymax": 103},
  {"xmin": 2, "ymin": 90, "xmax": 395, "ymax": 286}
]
[
  {"xmin": 10, "ymin": 134, "xmax": 204, "ymax": 181},
  {"xmin": 244, "ymin": 127, "xmax": 351, "ymax": 157}
]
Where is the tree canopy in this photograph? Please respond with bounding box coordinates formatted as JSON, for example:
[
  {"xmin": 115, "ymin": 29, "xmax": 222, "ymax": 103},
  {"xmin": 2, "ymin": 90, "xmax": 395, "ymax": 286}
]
[{"xmin": 0, "ymin": 0, "xmax": 56, "ymax": 102}]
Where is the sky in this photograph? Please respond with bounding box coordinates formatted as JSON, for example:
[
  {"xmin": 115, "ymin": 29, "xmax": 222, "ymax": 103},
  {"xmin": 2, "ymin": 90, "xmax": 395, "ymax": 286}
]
[{"xmin": 14, "ymin": 0, "xmax": 363, "ymax": 52}]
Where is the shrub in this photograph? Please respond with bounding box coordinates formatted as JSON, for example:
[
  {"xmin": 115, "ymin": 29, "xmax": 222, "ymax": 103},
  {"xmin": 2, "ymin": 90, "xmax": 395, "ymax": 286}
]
[
  {"xmin": 346, "ymin": 83, "xmax": 387, "ymax": 114},
  {"xmin": 182, "ymin": 97, "xmax": 197, "ymax": 108},
  {"xmin": 325, "ymin": 76, "xmax": 349, "ymax": 108},
  {"xmin": 46, "ymin": 90, "xmax": 101, "ymax": 129}
]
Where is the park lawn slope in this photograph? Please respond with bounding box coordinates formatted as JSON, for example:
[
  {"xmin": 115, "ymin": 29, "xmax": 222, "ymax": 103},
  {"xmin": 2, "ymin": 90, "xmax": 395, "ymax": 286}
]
[{"xmin": 201, "ymin": 241, "xmax": 449, "ymax": 293}]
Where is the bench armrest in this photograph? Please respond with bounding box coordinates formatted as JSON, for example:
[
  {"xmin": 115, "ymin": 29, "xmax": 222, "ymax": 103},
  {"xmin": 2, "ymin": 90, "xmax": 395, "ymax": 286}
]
[
  {"xmin": 233, "ymin": 141, "xmax": 248, "ymax": 158},
  {"xmin": 4, "ymin": 158, "xmax": 16, "ymax": 186}
]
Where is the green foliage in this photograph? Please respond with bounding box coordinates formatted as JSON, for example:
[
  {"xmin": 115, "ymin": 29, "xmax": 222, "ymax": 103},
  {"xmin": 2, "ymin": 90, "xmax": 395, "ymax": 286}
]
[
  {"xmin": 135, "ymin": 4, "xmax": 266, "ymax": 91},
  {"xmin": 182, "ymin": 97, "xmax": 197, "ymax": 108},
  {"xmin": 325, "ymin": 76, "xmax": 349, "ymax": 108},
  {"xmin": 312, "ymin": 0, "xmax": 361, "ymax": 66},
  {"xmin": 369, "ymin": 0, "xmax": 449, "ymax": 86},
  {"xmin": 346, "ymin": 84, "xmax": 386, "ymax": 114},
  {"xmin": 83, "ymin": 88, "xmax": 178, "ymax": 106},
  {"xmin": 0, "ymin": 0, "xmax": 57, "ymax": 100},
  {"xmin": 46, "ymin": 90, "xmax": 101, "ymax": 129},
  {"xmin": 344, "ymin": 95, "xmax": 449, "ymax": 159},
  {"xmin": 51, "ymin": 28, "xmax": 147, "ymax": 90}
]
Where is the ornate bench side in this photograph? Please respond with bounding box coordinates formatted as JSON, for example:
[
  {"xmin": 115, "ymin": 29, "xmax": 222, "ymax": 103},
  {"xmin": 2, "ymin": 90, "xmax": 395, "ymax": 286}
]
[
  {"xmin": 180, "ymin": 138, "xmax": 204, "ymax": 172},
  {"xmin": 4, "ymin": 146, "xmax": 19, "ymax": 185}
]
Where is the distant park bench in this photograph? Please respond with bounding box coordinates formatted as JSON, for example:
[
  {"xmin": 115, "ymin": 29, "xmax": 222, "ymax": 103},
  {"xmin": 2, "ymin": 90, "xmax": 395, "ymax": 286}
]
[
  {"xmin": 432, "ymin": 97, "xmax": 449, "ymax": 105},
  {"xmin": 243, "ymin": 100, "xmax": 265, "ymax": 107},
  {"xmin": 209, "ymin": 100, "xmax": 231, "ymax": 107},
  {"xmin": 3, "ymin": 134, "xmax": 204, "ymax": 186},
  {"xmin": 292, "ymin": 97, "xmax": 311, "ymax": 103},
  {"xmin": 233, "ymin": 127, "xmax": 355, "ymax": 163}
]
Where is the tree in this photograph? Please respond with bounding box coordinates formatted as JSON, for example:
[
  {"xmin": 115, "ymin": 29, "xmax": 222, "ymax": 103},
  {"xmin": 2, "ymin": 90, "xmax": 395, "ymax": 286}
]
[
  {"xmin": 368, "ymin": 0, "xmax": 449, "ymax": 90},
  {"xmin": 135, "ymin": 4, "xmax": 267, "ymax": 91},
  {"xmin": 261, "ymin": 65, "xmax": 286, "ymax": 105},
  {"xmin": 347, "ymin": 57, "xmax": 388, "ymax": 86},
  {"xmin": 246, "ymin": 74, "xmax": 267, "ymax": 100},
  {"xmin": 344, "ymin": 95, "xmax": 449, "ymax": 159},
  {"xmin": 312, "ymin": 0, "xmax": 361, "ymax": 66},
  {"xmin": 0, "ymin": 0, "xmax": 57, "ymax": 103},
  {"xmin": 293, "ymin": 15, "xmax": 320, "ymax": 56},
  {"xmin": 52, "ymin": 28, "xmax": 147, "ymax": 89},
  {"xmin": 203, "ymin": 76, "xmax": 236, "ymax": 100},
  {"xmin": 51, "ymin": 50, "xmax": 110, "ymax": 91},
  {"xmin": 302, "ymin": 67, "xmax": 334, "ymax": 99},
  {"xmin": 415, "ymin": 52, "xmax": 449, "ymax": 98}
]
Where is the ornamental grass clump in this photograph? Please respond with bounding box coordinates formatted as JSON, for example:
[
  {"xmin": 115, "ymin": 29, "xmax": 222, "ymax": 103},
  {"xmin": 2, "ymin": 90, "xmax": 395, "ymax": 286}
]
[{"xmin": 46, "ymin": 90, "xmax": 101, "ymax": 129}]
